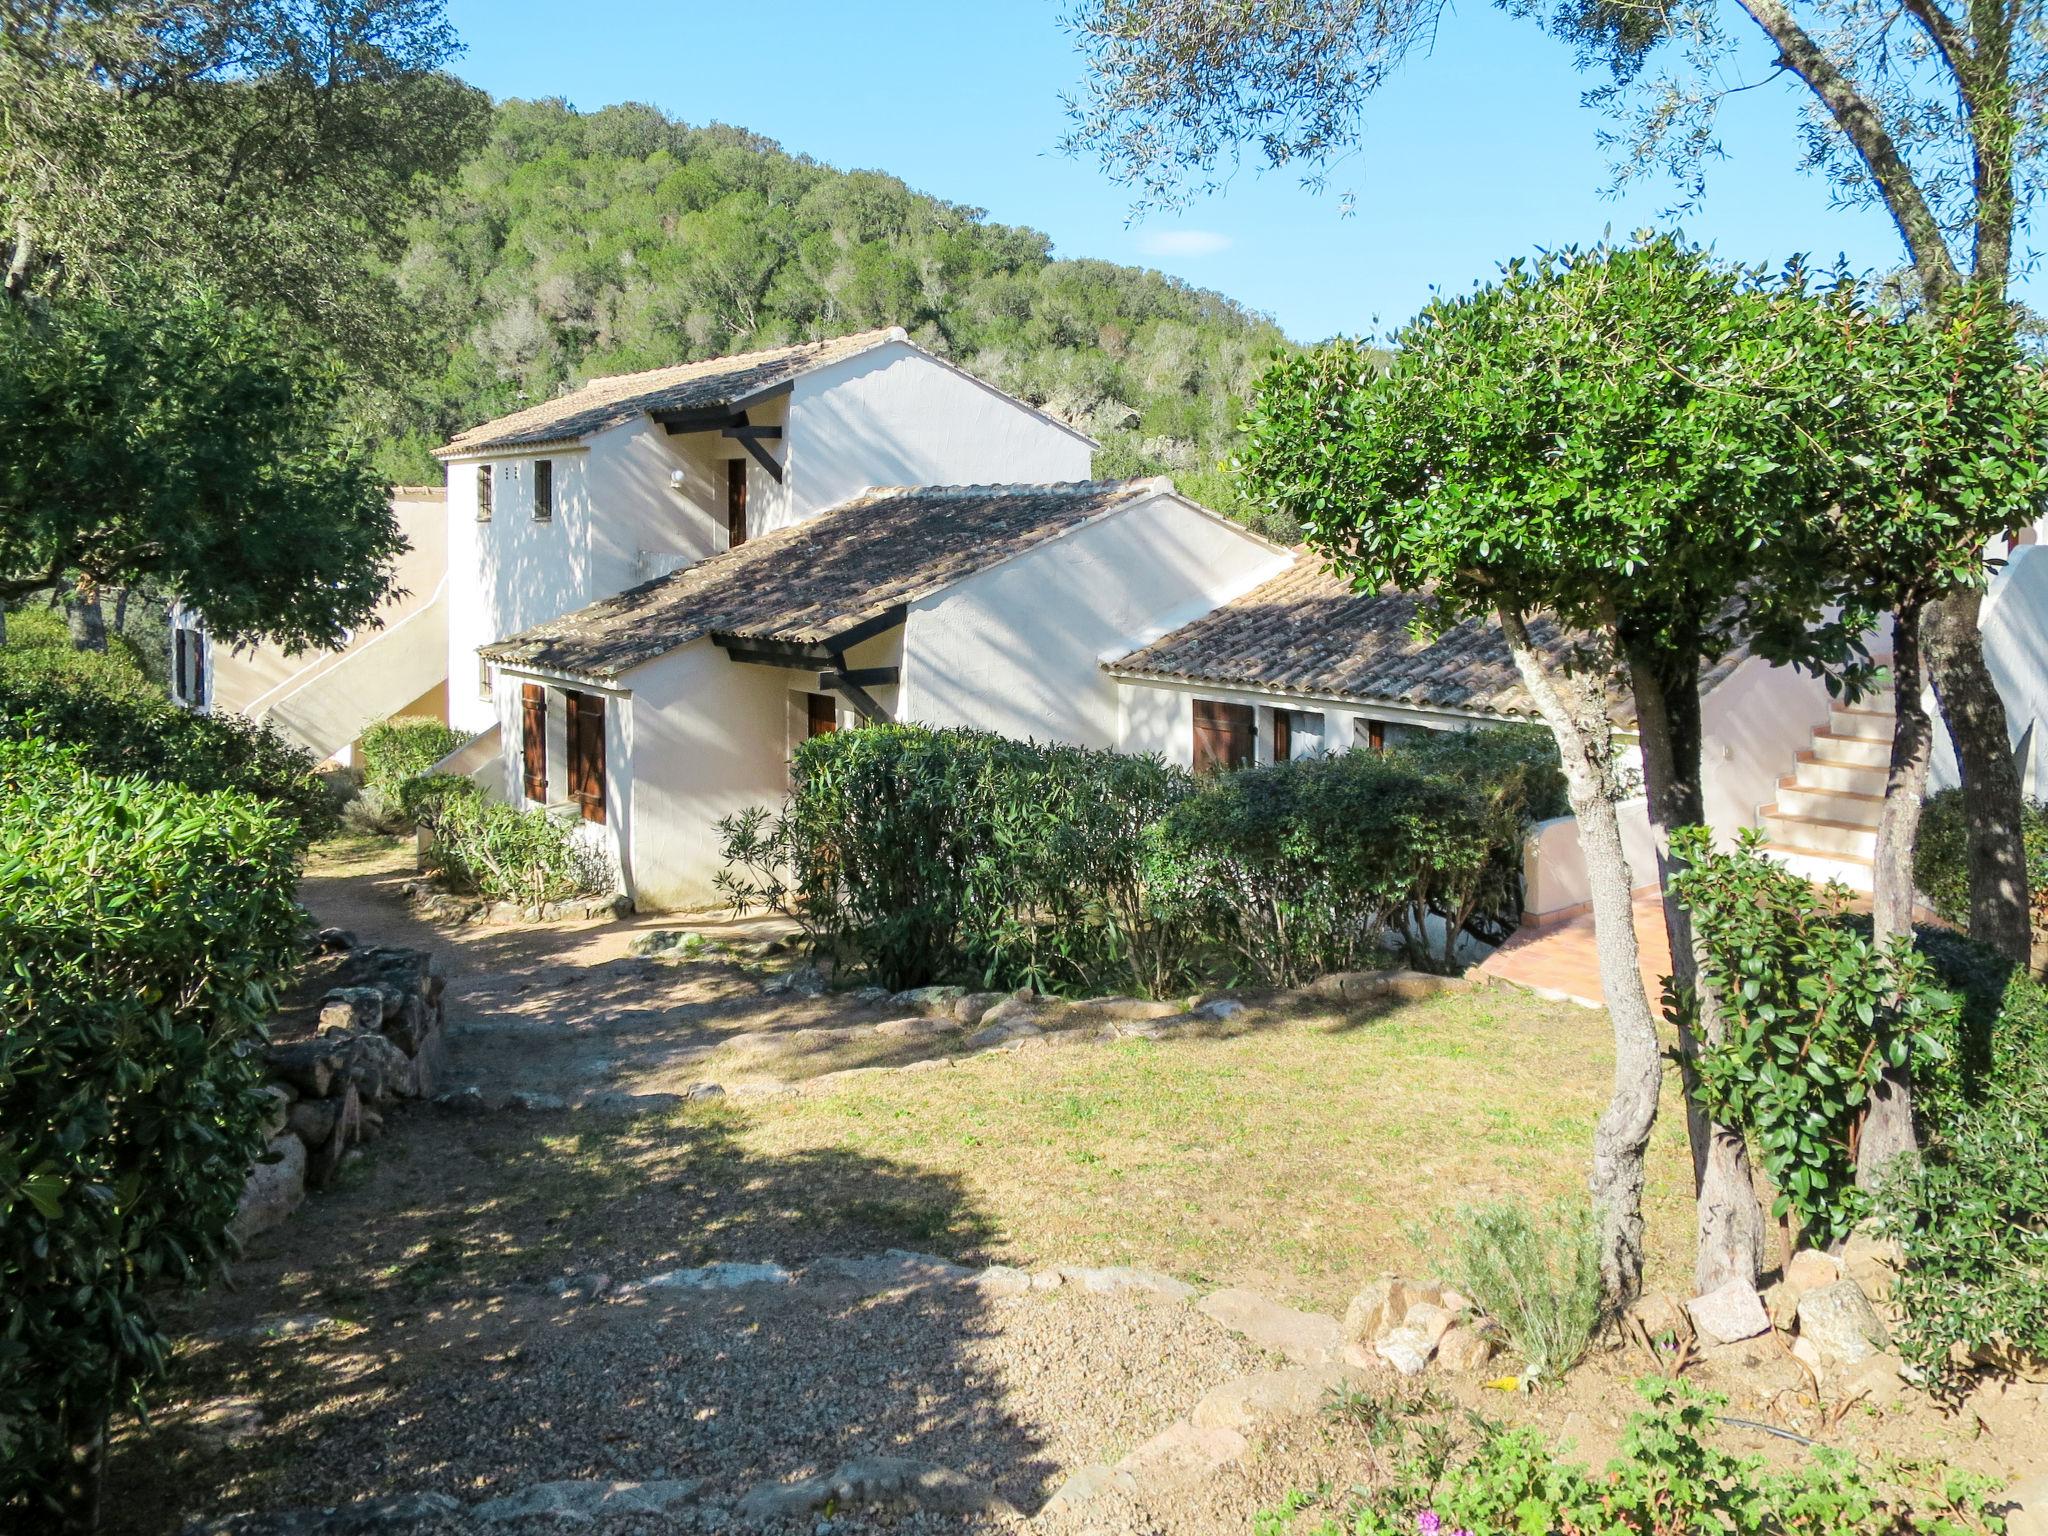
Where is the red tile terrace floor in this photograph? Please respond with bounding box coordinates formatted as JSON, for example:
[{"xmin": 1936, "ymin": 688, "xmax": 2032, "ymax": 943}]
[{"xmin": 1473, "ymin": 890, "xmax": 1674, "ymax": 1010}]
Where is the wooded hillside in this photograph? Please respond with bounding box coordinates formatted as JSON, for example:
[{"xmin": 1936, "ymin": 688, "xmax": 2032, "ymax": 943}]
[{"xmin": 373, "ymin": 98, "xmax": 1295, "ymax": 526}]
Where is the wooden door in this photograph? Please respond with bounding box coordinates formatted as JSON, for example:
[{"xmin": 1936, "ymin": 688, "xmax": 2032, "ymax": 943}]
[
  {"xmin": 520, "ymin": 684, "xmax": 547, "ymax": 801},
  {"xmin": 1272, "ymin": 709, "xmax": 1291, "ymax": 764},
  {"xmin": 565, "ymin": 691, "xmax": 606, "ymax": 824},
  {"xmin": 726, "ymin": 459, "xmax": 748, "ymax": 548},
  {"xmin": 806, "ymin": 692, "xmax": 838, "ymax": 737},
  {"xmin": 1191, "ymin": 699, "xmax": 1254, "ymax": 773}
]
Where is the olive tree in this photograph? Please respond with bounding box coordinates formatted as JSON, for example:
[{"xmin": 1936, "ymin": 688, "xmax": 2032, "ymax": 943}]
[{"xmin": 1065, "ymin": 0, "xmax": 2047, "ymax": 968}]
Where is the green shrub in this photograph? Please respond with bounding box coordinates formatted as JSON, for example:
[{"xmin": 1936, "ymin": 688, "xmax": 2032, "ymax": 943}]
[
  {"xmin": 409, "ymin": 773, "xmax": 611, "ymax": 908},
  {"xmin": 0, "ymin": 738, "xmax": 302, "ymax": 1524},
  {"xmin": 1257, "ymin": 1379, "xmax": 2005, "ymax": 1536},
  {"xmin": 0, "ymin": 620, "xmax": 339, "ymax": 840},
  {"xmin": 1146, "ymin": 748, "xmax": 1493, "ymax": 985},
  {"xmin": 719, "ymin": 725, "xmax": 1192, "ymax": 994},
  {"xmin": 1426, "ymin": 1197, "xmax": 1603, "ymax": 1383},
  {"xmin": 357, "ymin": 716, "xmax": 468, "ymax": 803},
  {"xmin": 1914, "ymin": 786, "xmax": 2048, "ymax": 951},
  {"xmin": 1671, "ymin": 827, "xmax": 1957, "ymax": 1246}
]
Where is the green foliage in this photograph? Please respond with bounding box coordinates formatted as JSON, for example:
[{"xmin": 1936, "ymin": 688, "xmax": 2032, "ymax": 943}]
[
  {"xmin": 374, "ymin": 98, "xmax": 1290, "ymax": 488},
  {"xmin": 1914, "ymin": 787, "xmax": 2048, "ymax": 953},
  {"xmin": 718, "ymin": 725, "xmax": 1192, "ymax": 995},
  {"xmin": 0, "ymin": 621, "xmax": 340, "ymax": 841},
  {"xmin": 0, "ymin": 290, "xmax": 407, "ymax": 649},
  {"xmin": 408, "ymin": 775, "xmax": 611, "ymax": 909},
  {"xmin": 1872, "ymin": 938, "xmax": 2048, "ymax": 1393},
  {"xmin": 357, "ymin": 716, "xmax": 469, "ymax": 807},
  {"xmin": 0, "ymin": 738, "xmax": 303, "ymax": 1523},
  {"xmin": 1426, "ymin": 1198, "xmax": 1603, "ymax": 1383},
  {"xmin": 1259, "ymin": 1379, "xmax": 2006, "ymax": 1536},
  {"xmin": 1145, "ymin": 748, "xmax": 1496, "ymax": 984},
  {"xmin": 1671, "ymin": 828, "xmax": 1958, "ymax": 1245}
]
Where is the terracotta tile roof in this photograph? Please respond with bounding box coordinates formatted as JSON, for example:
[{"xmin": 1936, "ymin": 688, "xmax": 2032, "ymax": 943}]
[
  {"xmin": 1108, "ymin": 556, "xmax": 1568, "ymax": 720},
  {"xmin": 435, "ymin": 328, "xmax": 906, "ymax": 458},
  {"xmin": 480, "ymin": 480, "xmax": 1164, "ymax": 681}
]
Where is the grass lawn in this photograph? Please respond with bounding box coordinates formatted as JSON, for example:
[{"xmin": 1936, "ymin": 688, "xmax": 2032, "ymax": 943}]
[{"xmin": 722, "ymin": 985, "xmax": 1699, "ymax": 1312}]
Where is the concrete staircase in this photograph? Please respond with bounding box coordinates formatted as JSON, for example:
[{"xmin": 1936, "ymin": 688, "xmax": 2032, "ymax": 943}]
[{"xmin": 1758, "ymin": 688, "xmax": 1894, "ymax": 892}]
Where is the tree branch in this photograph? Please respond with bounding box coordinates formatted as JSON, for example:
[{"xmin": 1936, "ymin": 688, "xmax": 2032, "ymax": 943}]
[{"xmin": 1734, "ymin": 0, "xmax": 1963, "ymax": 298}]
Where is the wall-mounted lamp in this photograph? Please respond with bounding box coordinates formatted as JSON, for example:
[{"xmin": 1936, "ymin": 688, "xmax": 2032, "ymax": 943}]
[{"xmin": 668, "ymin": 469, "xmax": 688, "ymax": 494}]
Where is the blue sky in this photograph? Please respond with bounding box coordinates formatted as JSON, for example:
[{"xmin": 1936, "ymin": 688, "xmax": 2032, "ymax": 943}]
[{"xmin": 446, "ymin": 0, "xmax": 1931, "ymax": 344}]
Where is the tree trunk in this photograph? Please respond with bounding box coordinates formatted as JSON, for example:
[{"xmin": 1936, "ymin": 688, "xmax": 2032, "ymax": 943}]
[
  {"xmin": 1861, "ymin": 602, "xmax": 1933, "ymax": 1187},
  {"xmin": 1922, "ymin": 587, "xmax": 2032, "ymax": 965},
  {"xmin": 66, "ymin": 578, "xmax": 107, "ymax": 652},
  {"xmin": 1501, "ymin": 606, "xmax": 1663, "ymax": 1307},
  {"xmin": 3, "ymin": 218, "xmax": 33, "ymax": 301},
  {"xmin": 1625, "ymin": 636, "xmax": 1767, "ymax": 1293}
]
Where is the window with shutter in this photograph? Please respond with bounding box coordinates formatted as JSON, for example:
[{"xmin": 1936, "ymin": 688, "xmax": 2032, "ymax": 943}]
[
  {"xmin": 533, "ymin": 459, "xmax": 553, "ymax": 522},
  {"xmin": 566, "ymin": 691, "xmax": 607, "ymax": 824},
  {"xmin": 476, "ymin": 463, "xmax": 493, "ymax": 522},
  {"xmin": 1191, "ymin": 699, "xmax": 1254, "ymax": 773},
  {"xmin": 1271, "ymin": 709, "xmax": 1291, "ymax": 763},
  {"xmin": 173, "ymin": 629, "xmax": 189, "ymax": 702},
  {"xmin": 806, "ymin": 692, "xmax": 837, "ymax": 737},
  {"xmin": 726, "ymin": 458, "xmax": 748, "ymax": 548},
  {"xmin": 521, "ymin": 684, "xmax": 548, "ymax": 802}
]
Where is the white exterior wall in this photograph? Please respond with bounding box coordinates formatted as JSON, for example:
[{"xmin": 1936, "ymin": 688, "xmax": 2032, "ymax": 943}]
[
  {"xmin": 491, "ymin": 666, "xmax": 633, "ymax": 893},
  {"xmin": 1117, "ymin": 675, "xmax": 1486, "ymax": 769},
  {"xmin": 896, "ymin": 494, "xmax": 1289, "ymax": 748},
  {"xmin": 781, "ymin": 344, "xmax": 1093, "ymax": 529},
  {"xmin": 1697, "ymin": 653, "xmax": 1839, "ymax": 833}
]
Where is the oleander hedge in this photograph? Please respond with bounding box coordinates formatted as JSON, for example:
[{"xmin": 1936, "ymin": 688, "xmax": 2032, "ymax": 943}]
[{"xmin": 0, "ymin": 738, "xmax": 302, "ymax": 1526}]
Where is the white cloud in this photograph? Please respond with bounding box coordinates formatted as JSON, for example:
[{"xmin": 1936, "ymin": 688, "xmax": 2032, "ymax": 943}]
[{"xmin": 1135, "ymin": 229, "xmax": 1233, "ymax": 259}]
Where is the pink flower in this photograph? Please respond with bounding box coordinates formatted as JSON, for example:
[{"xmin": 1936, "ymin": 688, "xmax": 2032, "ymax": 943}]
[{"xmin": 1417, "ymin": 1514, "xmax": 1443, "ymax": 1536}]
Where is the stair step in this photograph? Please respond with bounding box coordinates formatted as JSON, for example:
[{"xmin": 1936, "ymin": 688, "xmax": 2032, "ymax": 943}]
[
  {"xmin": 1828, "ymin": 707, "xmax": 1895, "ymax": 742},
  {"xmin": 1762, "ymin": 807, "xmax": 1879, "ymax": 859},
  {"xmin": 1809, "ymin": 730, "xmax": 1892, "ymax": 770},
  {"xmin": 1758, "ymin": 843, "xmax": 1876, "ymax": 893},
  {"xmin": 1791, "ymin": 753, "xmax": 1888, "ymax": 795},
  {"xmin": 1773, "ymin": 783, "xmax": 1884, "ymax": 826}
]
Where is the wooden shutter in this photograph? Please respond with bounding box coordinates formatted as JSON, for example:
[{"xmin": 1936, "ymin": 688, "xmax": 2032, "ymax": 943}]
[
  {"xmin": 521, "ymin": 684, "xmax": 548, "ymax": 801},
  {"xmin": 726, "ymin": 459, "xmax": 748, "ymax": 548},
  {"xmin": 476, "ymin": 463, "xmax": 493, "ymax": 521},
  {"xmin": 533, "ymin": 459, "xmax": 553, "ymax": 522},
  {"xmin": 1272, "ymin": 709, "xmax": 1291, "ymax": 764},
  {"xmin": 806, "ymin": 692, "xmax": 837, "ymax": 738},
  {"xmin": 173, "ymin": 629, "xmax": 188, "ymax": 701},
  {"xmin": 1191, "ymin": 700, "xmax": 1254, "ymax": 773},
  {"xmin": 1365, "ymin": 719, "xmax": 1386, "ymax": 753},
  {"xmin": 566, "ymin": 691, "xmax": 606, "ymax": 824},
  {"xmin": 190, "ymin": 631, "xmax": 205, "ymax": 706}
]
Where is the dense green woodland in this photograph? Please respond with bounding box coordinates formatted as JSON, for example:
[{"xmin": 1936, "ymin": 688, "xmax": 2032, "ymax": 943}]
[{"xmin": 373, "ymin": 98, "xmax": 1296, "ymax": 527}]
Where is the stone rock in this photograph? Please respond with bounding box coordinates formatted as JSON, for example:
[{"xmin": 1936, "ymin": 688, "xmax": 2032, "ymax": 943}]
[
  {"xmin": 1343, "ymin": 1277, "xmax": 1406, "ymax": 1343},
  {"xmin": 1401, "ymin": 1301, "xmax": 1458, "ymax": 1350},
  {"xmin": 809, "ymin": 1250, "xmax": 973, "ymax": 1293},
  {"xmin": 1841, "ymin": 1226, "xmax": 1906, "ymax": 1304},
  {"xmin": 318, "ymin": 986, "xmax": 386, "ymax": 1034},
  {"xmin": 965, "ymin": 1018, "xmax": 1042, "ymax": 1050},
  {"xmin": 1029, "ymin": 1268, "xmax": 1066, "ymax": 1291},
  {"xmin": 1197, "ymin": 1288, "xmax": 1344, "ymax": 1364},
  {"xmin": 873, "ymin": 1015, "xmax": 956, "ymax": 1041},
  {"xmin": 1838, "ymin": 1351, "xmax": 1909, "ymax": 1409},
  {"xmin": 205, "ymin": 1313, "xmax": 338, "ymax": 1342},
  {"xmin": 2000, "ymin": 1474, "xmax": 2048, "ymax": 1536},
  {"xmin": 952, "ymin": 990, "xmax": 1008, "ymax": 1026},
  {"xmin": 1436, "ymin": 1325, "xmax": 1499, "ymax": 1374},
  {"xmin": 1113, "ymin": 1422, "xmax": 1248, "ymax": 1489},
  {"xmin": 1058, "ymin": 1265, "xmax": 1196, "ymax": 1302},
  {"xmin": 326, "ymin": 1031, "xmax": 415, "ymax": 1103},
  {"xmin": 1191, "ymin": 997, "xmax": 1246, "ymax": 1021},
  {"xmin": 547, "ymin": 1272, "xmax": 612, "ymax": 1302},
  {"xmin": 1191, "ymin": 1364, "xmax": 1362, "ymax": 1432},
  {"xmin": 473, "ymin": 1479, "xmax": 701, "ymax": 1524},
  {"xmin": 314, "ymin": 927, "xmax": 355, "ymax": 952},
  {"xmin": 762, "ymin": 964, "xmax": 827, "ymax": 998},
  {"xmin": 734, "ymin": 1458, "xmax": 1014, "ymax": 1521},
  {"xmin": 848, "ymin": 984, "xmax": 891, "ymax": 1005},
  {"xmin": 1625, "ymin": 1293, "xmax": 1696, "ymax": 1346},
  {"xmin": 263, "ymin": 1041, "xmax": 339, "ymax": 1098},
  {"xmin": 1762, "ymin": 1281, "xmax": 1801, "ymax": 1332},
  {"xmin": 231, "ymin": 1135, "xmax": 307, "ymax": 1243},
  {"xmin": 1069, "ymin": 996, "xmax": 1181, "ymax": 1022},
  {"xmin": 890, "ymin": 985, "xmax": 967, "ymax": 1015},
  {"xmin": 615, "ymin": 1261, "xmax": 795, "ymax": 1297},
  {"xmin": 974, "ymin": 1264, "xmax": 1033, "ymax": 1297},
  {"xmin": 382, "ymin": 993, "xmax": 430, "ymax": 1055},
  {"xmin": 1305, "ymin": 969, "xmax": 1463, "ymax": 1003},
  {"xmin": 1374, "ymin": 1328, "xmax": 1434, "ymax": 1376},
  {"xmin": 1791, "ymin": 1335, "xmax": 1826, "ymax": 1375},
  {"xmin": 977, "ymin": 995, "xmax": 1039, "ymax": 1030},
  {"xmin": 1687, "ymin": 1279, "xmax": 1771, "ymax": 1345},
  {"xmin": 683, "ymin": 1082, "xmax": 726, "ymax": 1102},
  {"xmin": 1038, "ymin": 1464, "xmax": 1135, "ymax": 1519},
  {"xmin": 433, "ymin": 1085, "xmax": 489, "ymax": 1114},
  {"xmin": 287, "ymin": 1097, "xmax": 341, "ymax": 1147},
  {"xmin": 257, "ymin": 1083, "xmax": 292, "ymax": 1140},
  {"xmin": 1785, "ymin": 1249, "xmax": 1843, "ymax": 1293},
  {"xmin": 1797, "ymin": 1280, "xmax": 1892, "ymax": 1366},
  {"xmin": 505, "ymin": 1091, "xmax": 567, "ymax": 1112}
]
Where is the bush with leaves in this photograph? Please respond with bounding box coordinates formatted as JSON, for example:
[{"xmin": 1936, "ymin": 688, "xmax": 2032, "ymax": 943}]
[
  {"xmin": 0, "ymin": 619, "xmax": 338, "ymax": 840},
  {"xmin": 1425, "ymin": 1197, "xmax": 1603, "ymax": 1383},
  {"xmin": 358, "ymin": 717, "xmax": 468, "ymax": 801},
  {"xmin": 1255, "ymin": 1379, "xmax": 2007, "ymax": 1536},
  {"xmin": 0, "ymin": 738, "xmax": 302, "ymax": 1526},
  {"xmin": 408, "ymin": 774, "xmax": 612, "ymax": 908},
  {"xmin": 719, "ymin": 725, "xmax": 1192, "ymax": 994},
  {"xmin": 1915, "ymin": 787, "xmax": 2048, "ymax": 960},
  {"xmin": 1146, "ymin": 748, "xmax": 1494, "ymax": 985},
  {"xmin": 1670, "ymin": 828, "xmax": 1957, "ymax": 1247}
]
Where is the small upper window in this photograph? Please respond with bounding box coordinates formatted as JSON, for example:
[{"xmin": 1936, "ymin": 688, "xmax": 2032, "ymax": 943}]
[
  {"xmin": 478, "ymin": 654, "xmax": 492, "ymax": 700},
  {"xmin": 476, "ymin": 463, "xmax": 494, "ymax": 522},
  {"xmin": 533, "ymin": 459, "xmax": 553, "ymax": 522}
]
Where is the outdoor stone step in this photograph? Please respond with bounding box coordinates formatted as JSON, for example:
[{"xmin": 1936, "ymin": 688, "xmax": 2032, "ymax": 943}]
[
  {"xmin": 1189, "ymin": 1363, "xmax": 1364, "ymax": 1432},
  {"xmin": 1790, "ymin": 754, "xmax": 1888, "ymax": 795},
  {"xmin": 1757, "ymin": 844, "xmax": 1876, "ymax": 893},
  {"xmin": 1809, "ymin": 729, "xmax": 1892, "ymax": 769},
  {"xmin": 1761, "ymin": 808, "xmax": 1878, "ymax": 860},
  {"xmin": 1829, "ymin": 706, "xmax": 1896, "ymax": 741},
  {"xmin": 1774, "ymin": 783, "xmax": 1883, "ymax": 826},
  {"xmin": 1195, "ymin": 1288, "xmax": 1344, "ymax": 1364}
]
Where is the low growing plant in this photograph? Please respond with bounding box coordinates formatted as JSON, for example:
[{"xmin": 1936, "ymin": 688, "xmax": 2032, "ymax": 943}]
[
  {"xmin": 0, "ymin": 737, "xmax": 303, "ymax": 1527},
  {"xmin": 409, "ymin": 773, "xmax": 612, "ymax": 908},
  {"xmin": 1914, "ymin": 787, "xmax": 2048, "ymax": 959},
  {"xmin": 1425, "ymin": 1197, "xmax": 1603, "ymax": 1383}
]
